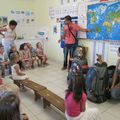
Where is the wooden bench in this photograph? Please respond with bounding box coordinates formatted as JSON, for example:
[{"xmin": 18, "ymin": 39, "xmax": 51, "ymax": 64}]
[
  {"xmin": 37, "ymin": 89, "xmax": 65, "ymax": 113},
  {"xmin": 22, "ymin": 79, "xmax": 47, "ymax": 101},
  {"xmin": 9, "ymin": 77, "xmax": 46, "ymax": 101}
]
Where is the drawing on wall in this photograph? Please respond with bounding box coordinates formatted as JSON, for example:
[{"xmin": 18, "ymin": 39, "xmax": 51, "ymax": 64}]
[
  {"xmin": 10, "ymin": 10, "xmax": 36, "ymax": 39},
  {"xmin": 78, "ymin": 2, "xmax": 88, "ymax": 38},
  {"xmin": 53, "ymin": 25, "xmax": 58, "ymax": 34},
  {"xmin": 87, "ymin": 1, "xmax": 120, "ymax": 40}
]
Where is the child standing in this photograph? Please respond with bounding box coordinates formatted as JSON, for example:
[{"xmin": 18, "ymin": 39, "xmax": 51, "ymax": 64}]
[
  {"xmin": 65, "ymin": 72, "xmax": 101, "ymax": 120},
  {"xmin": 10, "ymin": 53, "xmax": 28, "ymax": 87},
  {"xmin": 36, "ymin": 42, "xmax": 48, "ymax": 65}
]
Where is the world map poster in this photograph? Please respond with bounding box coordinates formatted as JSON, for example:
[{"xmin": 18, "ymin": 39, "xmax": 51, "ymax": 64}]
[{"xmin": 87, "ymin": 1, "xmax": 120, "ymax": 40}]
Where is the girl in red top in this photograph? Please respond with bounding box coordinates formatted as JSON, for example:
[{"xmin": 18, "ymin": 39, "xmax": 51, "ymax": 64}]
[{"xmin": 65, "ymin": 73, "xmax": 101, "ymax": 120}]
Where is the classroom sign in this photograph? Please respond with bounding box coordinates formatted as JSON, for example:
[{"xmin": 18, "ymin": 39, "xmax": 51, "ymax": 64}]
[{"xmin": 87, "ymin": 1, "xmax": 120, "ymax": 40}]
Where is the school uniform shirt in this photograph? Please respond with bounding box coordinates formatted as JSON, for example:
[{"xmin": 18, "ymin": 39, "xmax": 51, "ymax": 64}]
[
  {"xmin": 64, "ymin": 22, "xmax": 80, "ymax": 45},
  {"xmin": 65, "ymin": 92, "xmax": 87, "ymax": 117}
]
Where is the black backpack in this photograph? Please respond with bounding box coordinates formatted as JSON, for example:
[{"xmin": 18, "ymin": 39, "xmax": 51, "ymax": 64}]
[{"xmin": 86, "ymin": 63, "xmax": 108, "ymax": 103}]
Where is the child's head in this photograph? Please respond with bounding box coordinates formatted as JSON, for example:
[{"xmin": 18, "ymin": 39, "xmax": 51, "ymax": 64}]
[
  {"xmin": 24, "ymin": 43, "xmax": 29, "ymax": 51},
  {"xmin": 36, "ymin": 42, "xmax": 42, "ymax": 48},
  {"xmin": 72, "ymin": 74, "xmax": 86, "ymax": 102},
  {"xmin": 9, "ymin": 20, "xmax": 17, "ymax": 31},
  {"xmin": 0, "ymin": 91, "xmax": 20, "ymax": 120},
  {"xmin": 0, "ymin": 44, "xmax": 4, "ymax": 54},
  {"xmin": 10, "ymin": 53, "xmax": 19, "ymax": 64},
  {"xmin": 10, "ymin": 45, "xmax": 17, "ymax": 52},
  {"xmin": 27, "ymin": 43, "xmax": 32, "ymax": 49},
  {"xmin": 117, "ymin": 47, "xmax": 120, "ymax": 57},
  {"xmin": 19, "ymin": 43, "xmax": 25, "ymax": 51}
]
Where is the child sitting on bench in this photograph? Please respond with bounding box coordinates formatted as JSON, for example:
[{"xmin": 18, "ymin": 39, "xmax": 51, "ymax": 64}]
[
  {"xmin": 23, "ymin": 43, "xmax": 32, "ymax": 69},
  {"xmin": 36, "ymin": 42, "xmax": 48, "ymax": 65},
  {"xmin": 10, "ymin": 53, "xmax": 28, "ymax": 88},
  {"xmin": 27, "ymin": 43, "xmax": 40, "ymax": 67},
  {"xmin": 0, "ymin": 44, "xmax": 10, "ymax": 77},
  {"xmin": 9, "ymin": 45, "xmax": 23, "ymax": 70}
]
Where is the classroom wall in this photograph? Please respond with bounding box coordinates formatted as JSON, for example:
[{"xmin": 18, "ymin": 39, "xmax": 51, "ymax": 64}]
[
  {"xmin": 0, "ymin": 0, "xmax": 118, "ymax": 66},
  {"xmin": 32, "ymin": 0, "xmax": 118, "ymax": 66}
]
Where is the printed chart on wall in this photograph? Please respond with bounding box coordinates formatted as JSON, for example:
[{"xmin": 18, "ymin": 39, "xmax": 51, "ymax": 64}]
[
  {"xmin": 10, "ymin": 10, "xmax": 36, "ymax": 39},
  {"xmin": 87, "ymin": 1, "xmax": 120, "ymax": 40},
  {"xmin": 78, "ymin": 2, "xmax": 88, "ymax": 38}
]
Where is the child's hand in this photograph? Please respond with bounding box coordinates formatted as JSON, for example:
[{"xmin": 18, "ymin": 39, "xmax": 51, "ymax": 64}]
[
  {"xmin": 58, "ymin": 39, "xmax": 61, "ymax": 43},
  {"xmin": 69, "ymin": 58, "xmax": 73, "ymax": 61},
  {"xmin": 21, "ymin": 113, "xmax": 29, "ymax": 120}
]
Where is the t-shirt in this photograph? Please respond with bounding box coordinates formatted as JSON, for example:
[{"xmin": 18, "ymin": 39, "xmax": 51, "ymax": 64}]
[
  {"xmin": 64, "ymin": 22, "xmax": 80, "ymax": 45},
  {"xmin": 36, "ymin": 47, "xmax": 44, "ymax": 56},
  {"xmin": 0, "ymin": 53, "xmax": 9, "ymax": 63},
  {"xmin": 30, "ymin": 47, "xmax": 36, "ymax": 57},
  {"xmin": 65, "ymin": 92, "xmax": 87, "ymax": 117},
  {"xmin": 3, "ymin": 26, "xmax": 16, "ymax": 41}
]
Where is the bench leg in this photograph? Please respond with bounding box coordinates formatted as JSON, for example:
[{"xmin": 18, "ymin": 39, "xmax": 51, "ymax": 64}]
[
  {"xmin": 43, "ymin": 98, "xmax": 50, "ymax": 108},
  {"xmin": 34, "ymin": 91, "xmax": 41, "ymax": 101}
]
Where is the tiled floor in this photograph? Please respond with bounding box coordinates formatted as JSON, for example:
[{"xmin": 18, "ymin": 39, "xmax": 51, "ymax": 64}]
[{"xmin": 4, "ymin": 61, "xmax": 120, "ymax": 120}]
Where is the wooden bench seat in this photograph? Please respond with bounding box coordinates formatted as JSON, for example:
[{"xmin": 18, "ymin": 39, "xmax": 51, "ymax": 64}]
[
  {"xmin": 21, "ymin": 79, "xmax": 47, "ymax": 101},
  {"xmin": 9, "ymin": 76, "xmax": 46, "ymax": 101},
  {"xmin": 37, "ymin": 89, "xmax": 65, "ymax": 113}
]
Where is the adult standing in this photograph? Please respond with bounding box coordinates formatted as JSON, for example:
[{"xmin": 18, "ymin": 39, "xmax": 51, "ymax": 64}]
[
  {"xmin": 59, "ymin": 15, "xmax": 90, "ymax": 70},
  {"xmin": 0, "ymin": 20, "xmax": 17, "ymax": 55}
]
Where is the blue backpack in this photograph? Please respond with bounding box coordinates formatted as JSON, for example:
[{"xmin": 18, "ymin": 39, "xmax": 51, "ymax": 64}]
[{"xmin": 60, "ymin": 40, "xmax": 65, "ymax": 48}]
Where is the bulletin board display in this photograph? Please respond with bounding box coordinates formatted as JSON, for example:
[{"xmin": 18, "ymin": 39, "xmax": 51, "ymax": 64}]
[{"xmin": 10, "ymin": 10, "xmax": 38, "ymax": 39}]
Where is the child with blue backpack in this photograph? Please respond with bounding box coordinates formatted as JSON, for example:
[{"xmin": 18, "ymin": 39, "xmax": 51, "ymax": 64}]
[{"xmin": 65, "ymin": 67, "xmax": 101, "ymax": 120}]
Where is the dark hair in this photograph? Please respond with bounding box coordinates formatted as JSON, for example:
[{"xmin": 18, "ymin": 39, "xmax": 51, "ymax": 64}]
[
  {"xmin": 36, "ymin": 42, "xmax": 41, "ymax": 48},
  {"xmin": 72, "ymin": 75, "xmax": 86, "ymax": 102},
  {"xmin": 118, "ymin": 47, "xmax": 120, "ymax": 53},
  {"xmin": 19, "ymin": 43, "xmax": 25, "ymax": 50},
  {"xmin": 9, "ymin": 20, "xmax": 17, "ymax": 26},
  {"xmin": 64, "ymin": 15, "xmax": 72, "ymax": 22},
  {"xmin": 0, "ymin": 92, "xmax": 20, "ymax": 120}
]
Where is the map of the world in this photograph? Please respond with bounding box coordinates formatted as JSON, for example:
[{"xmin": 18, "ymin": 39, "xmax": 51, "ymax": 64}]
[{"xmin": 87, "ymin": 1, "xmax": 120, "ymax": 40}]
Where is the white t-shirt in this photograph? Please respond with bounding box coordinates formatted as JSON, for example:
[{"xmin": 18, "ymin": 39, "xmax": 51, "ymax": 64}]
[
  {"xmin": 11, "ymin": 64, "xmax": 28, "ymax": 80},
  {"xmin": 3, "ymin": 26, "xmax": 16, "ymax": 41}
]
